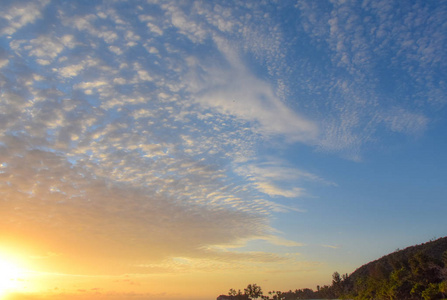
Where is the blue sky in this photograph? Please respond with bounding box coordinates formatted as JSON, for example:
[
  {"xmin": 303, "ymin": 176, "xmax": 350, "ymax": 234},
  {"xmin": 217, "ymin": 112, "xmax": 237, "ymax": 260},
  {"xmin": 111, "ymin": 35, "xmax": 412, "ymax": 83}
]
[{"xmin": 0, "ymin": 0, "xmax": 446, "ymax": 299}]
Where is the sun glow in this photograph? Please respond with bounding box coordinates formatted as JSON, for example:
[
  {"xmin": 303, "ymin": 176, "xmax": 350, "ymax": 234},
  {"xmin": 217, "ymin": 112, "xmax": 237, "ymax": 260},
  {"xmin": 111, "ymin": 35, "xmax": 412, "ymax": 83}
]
[{"xmin": 0, "ymin": 255, "xmax": 26, "ymax": 296}]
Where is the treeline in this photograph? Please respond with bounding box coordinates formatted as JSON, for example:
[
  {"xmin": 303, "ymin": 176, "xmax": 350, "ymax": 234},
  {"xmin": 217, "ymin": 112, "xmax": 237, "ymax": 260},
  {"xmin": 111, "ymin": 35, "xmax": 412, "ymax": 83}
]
[
  {"xmin": 218, "ymin": 283, "xmax": 325, "ymax": 300},
  {"xmin": 219, "ymin": 273, "xmax": 350, "ymax": 300},
  {"xmin": 220, "ymin": 237, "xmax": 447, "ymax": 300}
]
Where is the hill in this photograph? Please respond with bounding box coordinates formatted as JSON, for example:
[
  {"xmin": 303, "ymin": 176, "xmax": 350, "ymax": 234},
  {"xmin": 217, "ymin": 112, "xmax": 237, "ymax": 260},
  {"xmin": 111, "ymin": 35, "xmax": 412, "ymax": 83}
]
[
  {"xmin": 336, "ymin": 236, "xmax": 447, "ymax": 299},
  {"xmin": 350, "ymin": 237, "xmax": 447, "ymax": 280},
  {"xmin": 220, "ymin": 237, "xmax": 447, "ymax": 300}
]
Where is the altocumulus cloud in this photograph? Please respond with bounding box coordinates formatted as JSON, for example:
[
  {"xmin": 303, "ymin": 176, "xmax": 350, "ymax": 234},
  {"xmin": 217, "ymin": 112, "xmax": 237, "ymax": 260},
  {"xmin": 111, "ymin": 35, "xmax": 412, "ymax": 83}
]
[
  {"xmin": 0, "ymin": 0, "xmax": 316, "ymax": 275},
  {"xmin": 1, "ymin": 0, "xmax": 446, "ymax": 276},
  {"xmin": 295, "ymin": 0, "xmax": 445, "ymax": 157}
]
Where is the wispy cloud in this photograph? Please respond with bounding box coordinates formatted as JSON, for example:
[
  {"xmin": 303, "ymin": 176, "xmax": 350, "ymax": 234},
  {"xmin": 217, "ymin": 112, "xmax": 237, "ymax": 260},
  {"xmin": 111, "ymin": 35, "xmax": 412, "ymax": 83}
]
[
  {"xmin": 189, "ymin": 37, "xmax": 318, "ymax": 144},
  {"xmin": 321, "ymin": 244, "xmax": 340, "ymax": 250},
  {"xmin": 234, "ymin": 159, "xmax": 334, "ymax": 199}
]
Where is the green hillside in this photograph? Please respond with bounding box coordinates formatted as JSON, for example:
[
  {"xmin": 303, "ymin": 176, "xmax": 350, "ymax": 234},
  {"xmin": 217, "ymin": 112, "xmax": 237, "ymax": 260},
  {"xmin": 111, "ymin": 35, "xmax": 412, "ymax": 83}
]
[{"xmin": 336, "ymin": 237, "xmax": 447, "ymax": 299}]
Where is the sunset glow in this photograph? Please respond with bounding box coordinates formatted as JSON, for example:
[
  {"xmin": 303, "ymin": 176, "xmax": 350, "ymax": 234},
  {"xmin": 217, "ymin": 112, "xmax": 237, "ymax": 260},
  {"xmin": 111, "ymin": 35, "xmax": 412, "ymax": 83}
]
[
  {"xmin": 1, "ymin": 0, "xmax": 447, "ymax": 299},
  {"xmin": 0, "ymin": 255, "xmax": 26, "ymax": 297}
]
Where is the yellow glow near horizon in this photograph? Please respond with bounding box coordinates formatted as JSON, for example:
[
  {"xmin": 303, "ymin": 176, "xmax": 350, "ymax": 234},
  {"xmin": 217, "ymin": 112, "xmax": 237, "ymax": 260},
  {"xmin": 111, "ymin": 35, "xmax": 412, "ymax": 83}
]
[{"xmin": 0, "ymin": 255, "xmax": 26, "ymax": 296}]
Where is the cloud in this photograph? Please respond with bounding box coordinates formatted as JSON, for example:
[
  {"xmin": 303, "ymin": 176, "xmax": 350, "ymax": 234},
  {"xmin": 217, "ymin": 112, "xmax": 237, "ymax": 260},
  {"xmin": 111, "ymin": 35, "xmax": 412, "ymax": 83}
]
[
  {"xmin": 187, "ymin": 38, "xmax": 318, "ymax": 144},
  {"xmin": 0, "ymin": 3, "xmax": 297, "ymax": 270},
  {"xmin": 163, "ymin": 3, "xmax": 209, "ymax": 43},
  {"xmin": 0, "ymin": 2, "xmax": 332, "ymax": 275},
  {"xmin": 0, "ymin": 0, "xmax": 50, "ymax": 36},
  {"xmin": 321, "ymin": 244, "xmax": 339, "ymax": 249},
  {"xmin": 61, "ymin": 14, "xmax": 118, "ymax": 44},
  {"xmin": 135, "ymin": 246, "xmax": 314, "ymax": 276},
  {"xmin": 139, "ymin": 15, "xmax": 164, "ymax": 36},
  {"xmin": 2, "ymin": 0, "xmax": 446, "ymax": 282},
  {"xmin": 253, "ymin": 182, "xmax": 304, "ymax": 198},
  {"xmin": 234, "ymin": 159, "xmax": 334, "ymax": 199},
  {"xmin": 381, "ymin": 107, "xmax": 428, "ymax": 135},
  {"xmin": 296, "ymin": 0, "xmax": 447, "ymax": 155},
  {"xmin": 260, "ymin": 236, "xmax": 305, "ymax": 247},
  {"xmin": 58, "ymin": 62, "xmax": 86, "ymax": 77},
  {"xmin": 28, "ymin": 36, "xmax": 65, "ymax": 60},
  {"xmin": 0, "ymin": 139, "xmax": 270, "ymax": 274}
]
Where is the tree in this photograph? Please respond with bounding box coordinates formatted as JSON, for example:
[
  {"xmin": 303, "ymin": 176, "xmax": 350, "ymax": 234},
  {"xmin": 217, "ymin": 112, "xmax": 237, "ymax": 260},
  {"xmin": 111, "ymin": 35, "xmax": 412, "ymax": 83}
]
[
  {"xmin": 421, "ymin": 283, "xmax": 442, "ymax": 300},
  {"xmin": 331, "ymin": 271, "xmax": 343, "ymax": 297},
  {"xmin": 226, "ymin": 288, "xmax": 248, "ymax": 300},
  {"xmin": 244, "ymin": 284, "xmax": 263, "ymax": 300},
  {"xmin": 332, "ymin": 271, "xmax": 341, "ymax": 285}
]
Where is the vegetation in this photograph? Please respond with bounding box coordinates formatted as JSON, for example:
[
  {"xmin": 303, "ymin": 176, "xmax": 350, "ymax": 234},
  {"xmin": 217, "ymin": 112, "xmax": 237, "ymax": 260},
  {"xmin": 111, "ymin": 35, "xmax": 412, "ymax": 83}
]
[
  {"xmin": 343, "ymin": 236, "xmax": 447, "ymax": 300},
  {"xmin": 220, "ymin": 237, "xmax": 447, "ymax": 300}
]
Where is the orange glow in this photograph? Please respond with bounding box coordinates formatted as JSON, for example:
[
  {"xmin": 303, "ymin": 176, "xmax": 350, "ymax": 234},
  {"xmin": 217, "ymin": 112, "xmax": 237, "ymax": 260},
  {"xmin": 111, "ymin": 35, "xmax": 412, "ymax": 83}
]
[{"xmin": 0, "ymin": 254, "xmax": 27, "ymax": 297}]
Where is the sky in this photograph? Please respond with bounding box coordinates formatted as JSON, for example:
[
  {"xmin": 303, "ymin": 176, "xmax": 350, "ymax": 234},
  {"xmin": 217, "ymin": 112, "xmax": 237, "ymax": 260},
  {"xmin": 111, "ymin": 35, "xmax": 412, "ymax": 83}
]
[{"xmin": 0, "ymin": 0, "xmax": 447, "ymax": 299}]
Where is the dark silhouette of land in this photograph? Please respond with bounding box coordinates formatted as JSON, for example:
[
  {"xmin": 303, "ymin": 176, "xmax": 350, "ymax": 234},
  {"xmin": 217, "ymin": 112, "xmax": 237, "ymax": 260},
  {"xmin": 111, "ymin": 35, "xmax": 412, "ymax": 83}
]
[{"xmin": 220, "ymin": 236, "xmax": 447, "ymax": 300}]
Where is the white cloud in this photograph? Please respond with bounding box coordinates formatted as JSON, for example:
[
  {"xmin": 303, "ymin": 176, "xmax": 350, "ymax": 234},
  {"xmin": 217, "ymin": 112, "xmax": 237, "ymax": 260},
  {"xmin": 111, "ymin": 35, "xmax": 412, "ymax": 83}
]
[
  {"xmin": 75, "ymin": 80, "xmax": 109, "ymax": 90},
  {"xmin": 138, "ymin": 15, "xmax": 164, "ymax": 36},
  {"xmin": 109, "ymin": 46, "xmax": 123, "ymax": 55},
  {"xmin": 61, "ymin": 13, "xmax": 118, "ymax": 44},
  {"xmin": 58, "ymin": 63, "xmax": 85, "ymax": 78},
  {"xmin": 253, "ymin": 182, "xmax": 304, "ymax": 198},
  {"xmin": 113, "ymin": 77, "xmax": 127, "ymax": 85},
  {"xmin": 60, "ymin": 34, "xmax": 76, "ymax": 48},
  {"xmin": 0, "ymin": 0, "xmax": 50, "ymax": 35},
  {"xmin": 296, "ymin": 0, "xmax": 446, "ymax": 155},
  {"xmin": 164, "ymin": 4, "xmax": 208, "ymax": 43},
  {"xmin": 137, "ymin": 70, "xmax": 153, "ymax": 82},
  {"xmin": 188, "ymin": 38, "xmax": 318, "ymax": 143},
  {"xmin": 56, "ymin": 57, "xmax": 99, "ymax": 78},
  {"xmin": 29, "ymin": 36, "xmax": 65, "ymax": 59},
  {"xmin": 381, "ymin": 107, "xmax": 428, "ymax": 135},
  {"xmin": 234, "ymin": 160, "xmax": 332, "ymax": 199},
  {"xmin": 0, "ymin": 59, "xmax": 9, "ymax": 68},
  {"xmin": 147, "ymin": 22, "xmax": 164, "ymax": 36}
]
